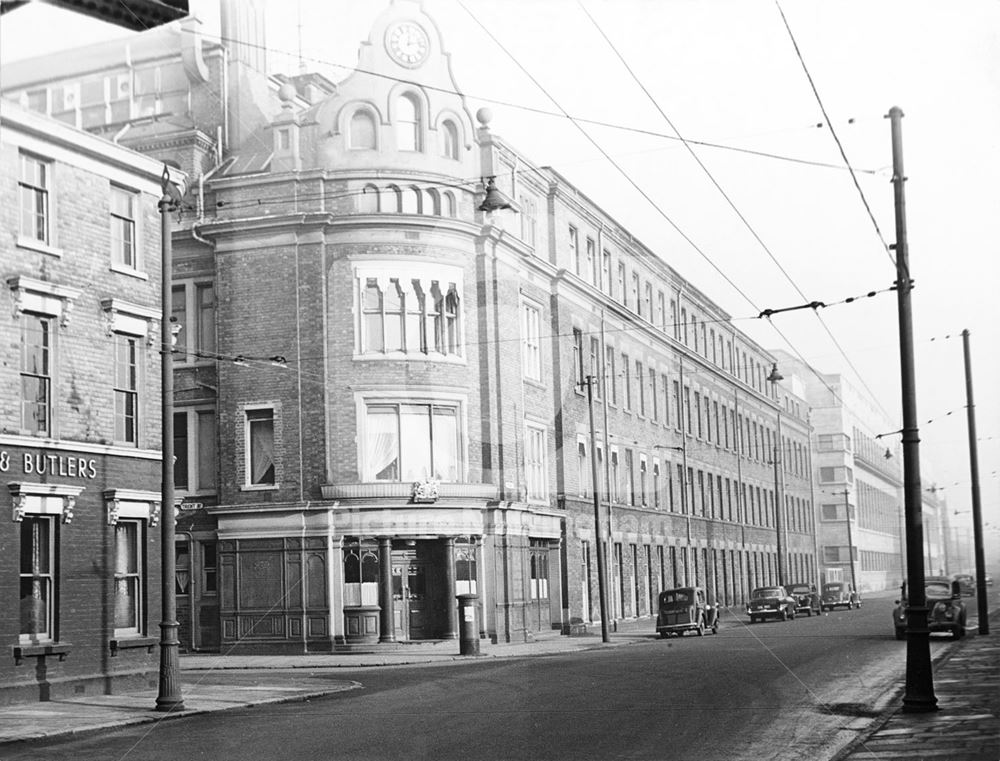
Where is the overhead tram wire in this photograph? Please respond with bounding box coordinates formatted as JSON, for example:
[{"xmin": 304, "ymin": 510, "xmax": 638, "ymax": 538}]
[
  {"xmin": 456, "ymin": 1, "xmax": 766, "ymax": 320},
  {"xmin": 456, "ymin": 0, "xmax": 863, "ymax": 416},
  {"xmin": 775, "ymin": 1, "xmax": 896, "ymax": 271},
  {"xmin": 578, "ymin": 0, "xmax": 896, "ymax": 424},
  {"xmin": 179, "ymin": 27, "xmax": 880, "ymax": 176}
]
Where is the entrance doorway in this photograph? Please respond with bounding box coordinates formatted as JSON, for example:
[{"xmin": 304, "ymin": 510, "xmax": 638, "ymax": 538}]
[{"xmin": 391, "ymin": 548, "xmax": 432, "ymax": 640}]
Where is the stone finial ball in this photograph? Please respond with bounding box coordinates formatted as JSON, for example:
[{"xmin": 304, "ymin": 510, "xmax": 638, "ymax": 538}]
[
  {"xmin": 476, "ymin": 107, "xmax": 493, "ymax": 126},
  {"xmin": 278, "ymin": 82, "xmax": 297, "ymax": 102}
]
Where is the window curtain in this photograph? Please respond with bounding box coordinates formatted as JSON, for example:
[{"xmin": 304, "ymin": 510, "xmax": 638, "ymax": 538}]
[
  {"xmin": 250, "ymin": 418, "xmax": 275, "ymax": 484},
  {"xmin": 366, "ymin": 407, "xmax": 398, "ymax": 480}
]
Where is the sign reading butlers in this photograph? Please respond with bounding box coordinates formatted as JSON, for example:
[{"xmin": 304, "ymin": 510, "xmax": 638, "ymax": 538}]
[{"xmin": 0, "ymin": 450, "xmax": 98, "ymax": 479}]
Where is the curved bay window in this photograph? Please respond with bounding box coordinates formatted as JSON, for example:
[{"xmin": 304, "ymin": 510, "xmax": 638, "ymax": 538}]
[
  {"xmin": 364, "ymin": 402, "xmax": 460, "ymax": 482},
  {"xmin": 360, "ymin": 276, "xmax": 461, "ymax": 357},
  {"xmin": 343, "ymin": 540, "xmax": 379, "ymax": 606}
]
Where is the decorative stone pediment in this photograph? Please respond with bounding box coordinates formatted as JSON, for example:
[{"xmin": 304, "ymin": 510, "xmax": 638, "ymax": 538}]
[{"xmin": 8, "ymin": 276, "xmax": 82, "ymax": 328}]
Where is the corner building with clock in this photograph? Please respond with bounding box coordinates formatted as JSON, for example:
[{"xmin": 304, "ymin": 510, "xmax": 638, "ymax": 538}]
[{"xmin": 2, "ymin": 0, "xmax": 820, "ymax": 653}]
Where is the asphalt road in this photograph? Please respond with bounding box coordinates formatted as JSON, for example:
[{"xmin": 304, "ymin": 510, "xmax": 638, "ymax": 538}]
[{"xmin": 3, "ymin": 593, "xmax": 974, "ymax": 761}]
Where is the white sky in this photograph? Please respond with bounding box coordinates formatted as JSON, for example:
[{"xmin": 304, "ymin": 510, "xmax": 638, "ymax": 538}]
[{"xmin": 2, "ymin": 0, "xmax": 998, "ymax": 540}]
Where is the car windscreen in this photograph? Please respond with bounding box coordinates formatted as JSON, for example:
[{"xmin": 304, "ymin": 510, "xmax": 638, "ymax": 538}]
[
  {"xmin": 925, "ymin": 583, "xmax": 951, "ymax": 599},
  {"xmin": 822, "ymin": 584, "xmax": 842, "ymax": 593},
  {"xmin": 751, "ymin": 588, "xmax": 781, "ymax": 599},
  {"xmin": 788, "ymin": 586, "xmax": 809, "ymax": 595},
  {"xmin": 660, "ymin": 591, "xmax": 691, "ymax": 607}
]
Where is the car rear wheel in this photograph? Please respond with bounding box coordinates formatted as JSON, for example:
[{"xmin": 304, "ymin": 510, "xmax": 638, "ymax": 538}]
[
  {"xmin": 712, "ymin": 620, "xmax": 719, "ymax": 635},
  {"xmin": 697, "ymin": 619, "xmax": 705, "ymax": 636},
  {"xmin": 781, "ymin": 608, "xmax": 789, "ymax": 622}
]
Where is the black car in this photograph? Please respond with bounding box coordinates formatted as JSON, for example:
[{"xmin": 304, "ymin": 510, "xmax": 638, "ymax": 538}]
[
  {"xmin": 821, "ymin": 582, "xmax": 861, "ymax": 611},
  {"xmin": 747, "ymin": 586, "xmax": 797, "ymax": 623},
  {"xmin": 894, "ymin": 577, "xmax": 967, "ymax": 640},
  {"xmin": 952, "ymin": 574, "xmax": 975, "ymax": 596},
  {"xmin": 786, "ymin": 583, "xmax": 821, "ymax": 616}
]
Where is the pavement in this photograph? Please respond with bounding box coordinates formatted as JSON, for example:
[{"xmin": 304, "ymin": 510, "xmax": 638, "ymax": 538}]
[
  {"xmin": 833, "ymin": 614, "xmax": 1000, "ymax": 761},
  {"xmin": 0, "ymin": 610, "xmax": 996, "ymax": 760}
]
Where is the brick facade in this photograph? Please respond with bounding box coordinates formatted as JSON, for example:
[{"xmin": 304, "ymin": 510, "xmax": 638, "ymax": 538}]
[{"xmin": 0, "ymin": 102, "xmax": 177, "ymax": 704}]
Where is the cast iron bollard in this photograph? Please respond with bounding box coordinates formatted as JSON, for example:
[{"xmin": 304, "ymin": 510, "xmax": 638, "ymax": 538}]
[{"xmin": 456, "ymin": 593, "xmax": 480, "ymax": 655}]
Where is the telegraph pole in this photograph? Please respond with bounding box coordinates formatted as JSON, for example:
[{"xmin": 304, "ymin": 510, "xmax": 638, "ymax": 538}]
[
  {"xmin": 888, "ymin": 106, "xmax": 936, "ymax": 713},
  {"xmin": 962, "ymin": 329, "xmax": 988, "ymax": 635},
  {"xmin": 583, "ymin": 375, "xmax": 610, "ymax": 643}
]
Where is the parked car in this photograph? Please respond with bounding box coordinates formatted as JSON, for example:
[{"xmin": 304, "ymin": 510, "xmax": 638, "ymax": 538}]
[
  {"xmin": 821, "ymin": 582, "xmax": 861, "ymax": 611},
  {"xmin": 656, "ymin": 586, "xmax": 720, "ymax": 637},
  {"xmin": 952, "ymin": 574, "xmax": 975, "ymax": 596},
  {"xmin": 747, "ymin": 586, "xmax": 797, "ymax": 623},
  {"xmin": 893, "ymin": 576, "xmax": 966, "ymax": 640},
  {"xmin": 786, "ymin": 583, "xmax": 821, "ymax": 616}
]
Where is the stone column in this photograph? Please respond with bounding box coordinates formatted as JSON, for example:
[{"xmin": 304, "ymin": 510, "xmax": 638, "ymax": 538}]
[
  {"xmin": 378, "ymin": 537, "xmax": 395, "ymax": 643},
  {"xmin": 443, "ymin": 537, "xmax": 457, "ymax": 639}
]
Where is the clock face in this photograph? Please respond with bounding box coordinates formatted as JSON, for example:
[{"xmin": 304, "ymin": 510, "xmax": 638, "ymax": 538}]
[{"xmin": 386, "ymin": 21, "xmax": 430, "ymax": 67}]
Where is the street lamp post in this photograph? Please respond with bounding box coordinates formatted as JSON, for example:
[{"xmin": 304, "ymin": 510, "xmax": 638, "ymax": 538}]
[
  {"xmin": 156, "ymin": 166, "xmax": 183, "ymax": 712},
  {"xmin": 888, "ymin": 106, "xmax": 936, "ymax": 713},
  {"xmin": 766, "ymin": 363, "xmax": 786, "ymax": 587}
]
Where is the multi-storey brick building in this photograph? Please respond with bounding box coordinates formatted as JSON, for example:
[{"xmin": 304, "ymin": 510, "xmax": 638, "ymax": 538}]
[
  {"xmin": 0, "ymin": 101, "xmax": 182, "ymax": 703},
  {"xmin": 3, "ymin": 1, "xmax": 818, "ymax": 652}
]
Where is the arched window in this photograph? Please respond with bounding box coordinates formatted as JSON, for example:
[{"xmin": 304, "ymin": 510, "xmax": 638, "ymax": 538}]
[
  {"xmin": 426, "ymin": 188, "xmax": 441, "ymax": 216},
  {"xmin": 384, "ymin": 279, "xmax": 404, "ymax": 352},
  {"xmin": 396, "ymin": 94, "xmax": 420, "ymax": 151},
  {"xmin": 363, "ymin": 279, "xmax": 384, "ymax": 353},
  {"xmin": 359, "ymin": 183, "xmax": 380, "ymax": 213},
  {"xmin": 343, "ymin": 546, "xmax": 379, "ymax": 605},
  {"xmin": 442, "ymin": 191, "xmax": 456, "ymax": 218},
  {"xmin": 401, "ymin": 186, "xmax": 421, "ymax": 214},
  {"xmin": 405, "ymin": 280, "xmax": 426, "ymax": 353},
  {"xmin": 444, "ymin": 285, "xmax": 460, "ymax": 353},
  {"xmin": 349, "ymin": 109, "xmax": 377, "ymax": 150},
  {"xmin": 388, "ymin": 184, "xmax": 403, "ymax": 212},
  {"xmin": 440, "ymin": 120, "xmax": 459, "ymax": 159}
]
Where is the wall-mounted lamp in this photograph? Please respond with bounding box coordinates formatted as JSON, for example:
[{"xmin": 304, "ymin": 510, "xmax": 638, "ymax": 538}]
[{"xmin": 477, "ymin": 176, "xmax": 512, "ymax": 213}]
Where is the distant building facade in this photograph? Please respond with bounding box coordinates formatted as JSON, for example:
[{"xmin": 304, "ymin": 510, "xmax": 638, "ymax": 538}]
[
  {"xmin": 3, "ymin": 1, "xmax": 818, "ymax": 653},
  {"xmin": 0, "ymin": 101, "xmax": 180, "ymax": 703},
  {"xmin": 774, "ymin": 351, "xmax": 903, "ymax": 593}
]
